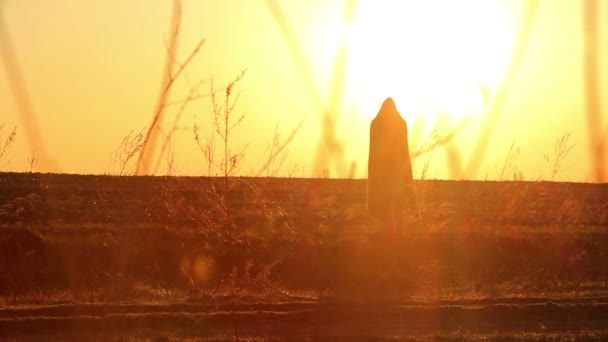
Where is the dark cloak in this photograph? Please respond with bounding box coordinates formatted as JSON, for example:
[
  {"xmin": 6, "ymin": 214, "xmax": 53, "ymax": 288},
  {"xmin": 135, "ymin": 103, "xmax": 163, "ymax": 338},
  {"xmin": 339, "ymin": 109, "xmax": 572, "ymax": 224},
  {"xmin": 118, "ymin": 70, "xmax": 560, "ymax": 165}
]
[{"xmin": 367, "ymin": 98, "xmax": 413, "ymax": 218}]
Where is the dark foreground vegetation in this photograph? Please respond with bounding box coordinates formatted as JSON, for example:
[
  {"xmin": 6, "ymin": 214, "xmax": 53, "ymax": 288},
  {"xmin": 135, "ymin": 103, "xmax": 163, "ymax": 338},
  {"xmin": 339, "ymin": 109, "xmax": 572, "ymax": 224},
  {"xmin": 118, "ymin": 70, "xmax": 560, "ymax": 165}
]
[{"xmin": 1, "ymin": 172, "xmax": 607, "ymax": 340}]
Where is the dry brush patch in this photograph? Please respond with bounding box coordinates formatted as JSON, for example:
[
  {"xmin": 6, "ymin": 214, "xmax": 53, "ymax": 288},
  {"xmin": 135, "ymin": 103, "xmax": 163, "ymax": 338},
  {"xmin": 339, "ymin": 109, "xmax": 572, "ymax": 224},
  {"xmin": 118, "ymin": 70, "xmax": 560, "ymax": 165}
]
[
  {"xmin": 1, "ymin": 173, "xmax": 607, "ymax": 304},
  {"xmin": 1, "ymin": 174, "xmax": 608, "ymax": 340}
]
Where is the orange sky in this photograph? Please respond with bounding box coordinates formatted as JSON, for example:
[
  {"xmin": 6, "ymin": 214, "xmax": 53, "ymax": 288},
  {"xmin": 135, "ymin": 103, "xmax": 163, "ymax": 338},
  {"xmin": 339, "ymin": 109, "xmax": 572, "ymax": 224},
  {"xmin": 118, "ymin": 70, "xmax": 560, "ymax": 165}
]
[{"xmin": 1, "ymin": 0, "xmax": 606, "ymax": 181}]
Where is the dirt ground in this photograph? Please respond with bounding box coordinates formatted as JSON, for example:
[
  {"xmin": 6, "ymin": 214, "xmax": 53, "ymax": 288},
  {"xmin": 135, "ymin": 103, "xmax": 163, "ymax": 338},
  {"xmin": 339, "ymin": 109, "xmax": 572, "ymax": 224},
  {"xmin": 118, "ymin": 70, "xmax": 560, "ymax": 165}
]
[{"xmin": 0, "ymin": 172, "xmax": 607, "ymax": 340}]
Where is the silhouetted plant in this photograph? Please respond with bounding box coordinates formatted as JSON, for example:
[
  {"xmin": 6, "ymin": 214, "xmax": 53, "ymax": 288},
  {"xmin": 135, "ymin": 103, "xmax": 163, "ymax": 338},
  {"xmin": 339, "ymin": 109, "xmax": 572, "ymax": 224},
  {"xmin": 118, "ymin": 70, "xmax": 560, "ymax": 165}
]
[
  {"xmin": 411, "ymin": 117, "xmax": 471, "ymax": 160},
  {"xmin": 111, "ymin": 128, "xmax": 147, "ymax": 176},
  {"xmin": 544, "ymin": 133, "xmax": 575, "ymax": 181},
  {"xmin": 499, "ymin": 140, "xmax": 520, "ymax": 181},
  {"xmin": 193, "ymin": 120, "xmax": 216, "ymax": 176},
  {"xmin": 256, "ymin": 119, "xmax": 305, "ymax": 177},
  {"xmin": 136, "ymin": 0, "xmax": 206, "ymax": 175},
  {"xmin": 211, "ymin": 70, "xmax": 248, "ymax": 188},
  {"xmin": 26, "ymin": 150, "xmax": 38, "ymax": 173},
  {"xmin": 194, "ymin": 70, "xmax": 248, "ymax": 187}
]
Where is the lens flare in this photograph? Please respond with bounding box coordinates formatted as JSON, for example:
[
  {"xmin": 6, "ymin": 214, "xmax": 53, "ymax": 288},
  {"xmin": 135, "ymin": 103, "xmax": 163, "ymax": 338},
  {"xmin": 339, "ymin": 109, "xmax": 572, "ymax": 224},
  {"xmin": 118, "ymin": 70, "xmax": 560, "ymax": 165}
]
[{"xmin": 193, "ymin": 255, "xmax": 214, "ymax": 284}]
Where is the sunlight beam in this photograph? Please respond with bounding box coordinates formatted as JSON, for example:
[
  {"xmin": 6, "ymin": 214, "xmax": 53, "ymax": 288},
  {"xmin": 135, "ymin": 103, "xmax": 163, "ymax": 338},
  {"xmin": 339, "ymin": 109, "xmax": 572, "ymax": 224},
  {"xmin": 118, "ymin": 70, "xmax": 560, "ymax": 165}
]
[
  {"xmin": 0, "ymin": 2, "xmax": 56, "ymax": 171},
  {"xmin": 464, "ymin": 0, "xmax": 540, "ymax": 178}
]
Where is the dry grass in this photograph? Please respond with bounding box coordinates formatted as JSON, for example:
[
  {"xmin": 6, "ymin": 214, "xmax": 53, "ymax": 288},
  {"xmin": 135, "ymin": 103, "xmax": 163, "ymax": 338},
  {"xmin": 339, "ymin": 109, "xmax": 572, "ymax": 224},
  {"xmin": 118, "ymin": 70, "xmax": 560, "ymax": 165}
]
[
  {"xmin": 110, "ymin": 128, "xmax": 147, "ymax": 176},
  {"xmin": 1, "ymin": 174, "xmax": 606, "ymax": 299},
  {"xmin": 499, "ymin": 140, "xmax": 521, "ymax": 181},
  {"xmin": 544, "ymin": 133, "xmax": 575, "ymax": 181},
  {"xmin": 1, "ymin": 173, "xmax": 607, "ymax": 339}
]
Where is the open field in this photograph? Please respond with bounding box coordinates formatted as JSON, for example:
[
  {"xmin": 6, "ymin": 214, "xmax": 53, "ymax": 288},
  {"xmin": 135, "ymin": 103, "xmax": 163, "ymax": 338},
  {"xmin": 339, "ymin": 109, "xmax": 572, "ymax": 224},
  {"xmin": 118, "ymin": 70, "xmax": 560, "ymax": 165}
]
[{"xmin": 1, "ymin": 172, "xmax": 608, "ymax": 340}]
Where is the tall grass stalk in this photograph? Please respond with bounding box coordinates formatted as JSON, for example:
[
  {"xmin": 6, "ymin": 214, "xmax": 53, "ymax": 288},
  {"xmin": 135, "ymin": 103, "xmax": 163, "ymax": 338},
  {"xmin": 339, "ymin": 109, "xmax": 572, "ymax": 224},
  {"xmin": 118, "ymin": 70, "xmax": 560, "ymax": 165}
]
[
  {"xmin": 544, "ymin": 133, "xmax": 575, "ymax": 181},
  {"xmin": 209, "ymin": 70, "xmax": 248, "ymax": 188},
  {"xmin": 499, "ymin": 140, "xmax": 520, "ymax": 181},
  {"xmin": 26, "ymin": 150, "xmax": 38, "ymax": 173},
  {"xmin": 136, "ymin": 0, "xmax": 206, "ymax": 175}
]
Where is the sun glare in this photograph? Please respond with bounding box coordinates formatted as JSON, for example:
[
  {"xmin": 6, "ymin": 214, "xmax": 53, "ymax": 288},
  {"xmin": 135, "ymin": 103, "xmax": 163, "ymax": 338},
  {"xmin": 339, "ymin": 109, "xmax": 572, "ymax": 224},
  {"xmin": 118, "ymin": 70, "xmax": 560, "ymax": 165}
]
[{"xmin": 347, "ymin": 1, "xmax": 513, "ymax": 124}]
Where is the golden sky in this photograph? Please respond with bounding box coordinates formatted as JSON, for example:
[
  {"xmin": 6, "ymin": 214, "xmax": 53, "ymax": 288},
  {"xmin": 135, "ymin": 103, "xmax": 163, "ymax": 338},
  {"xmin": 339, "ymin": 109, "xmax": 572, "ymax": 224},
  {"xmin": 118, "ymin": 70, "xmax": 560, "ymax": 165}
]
[{"xmin": 1, "ymin": 0, "xmax": 606, "ymax": 181}]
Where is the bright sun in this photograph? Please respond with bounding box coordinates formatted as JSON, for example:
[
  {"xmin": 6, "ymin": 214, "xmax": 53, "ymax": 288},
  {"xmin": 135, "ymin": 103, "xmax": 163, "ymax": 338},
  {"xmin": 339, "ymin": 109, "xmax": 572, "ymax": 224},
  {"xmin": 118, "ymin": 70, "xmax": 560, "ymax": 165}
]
[{"xmin": 346, "ymin": 1, "xmax": 514, "ymax": 124}]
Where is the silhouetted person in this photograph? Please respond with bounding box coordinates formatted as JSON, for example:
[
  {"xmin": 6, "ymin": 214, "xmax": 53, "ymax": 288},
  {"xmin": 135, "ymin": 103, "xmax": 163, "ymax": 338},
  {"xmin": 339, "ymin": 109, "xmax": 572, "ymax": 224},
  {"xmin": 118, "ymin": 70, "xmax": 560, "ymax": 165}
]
[{"xmin": 368, "ymin": 97, "xmax": 413, "ymax": 238}]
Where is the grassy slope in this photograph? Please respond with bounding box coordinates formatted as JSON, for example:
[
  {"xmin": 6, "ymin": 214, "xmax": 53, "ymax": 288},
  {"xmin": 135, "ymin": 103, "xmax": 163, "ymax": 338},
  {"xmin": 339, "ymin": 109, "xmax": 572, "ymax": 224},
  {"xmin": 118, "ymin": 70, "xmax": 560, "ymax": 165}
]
[
  {"xmin": 1, "ymin": 172, "xmax": 606, "ymax": 299},
  {"xmin": 0, "ymin": 172, "xmax": 607, "ymax": 338}
]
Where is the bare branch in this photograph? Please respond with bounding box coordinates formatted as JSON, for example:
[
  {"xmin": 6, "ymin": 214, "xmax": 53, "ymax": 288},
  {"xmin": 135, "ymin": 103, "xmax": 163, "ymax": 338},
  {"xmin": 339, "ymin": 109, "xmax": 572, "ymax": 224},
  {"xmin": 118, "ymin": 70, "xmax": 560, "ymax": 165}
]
[
  {"xmin": 194, "ymin": 120, "xmax": 221, "ymax": 175},
  {"xmin": 411, "ymin": 116, "xmax": 471, "ymax": 159},
  {"xmin": 164, "ymin": 91, "xmax": 212, "ymax": 107},
  {"xmin": 152, "ymin": 78, "xmax": 206, "ymax": 174},
  {"xmin": 256, "ymin": 118, "xmax": 305, "ymax": 177}
]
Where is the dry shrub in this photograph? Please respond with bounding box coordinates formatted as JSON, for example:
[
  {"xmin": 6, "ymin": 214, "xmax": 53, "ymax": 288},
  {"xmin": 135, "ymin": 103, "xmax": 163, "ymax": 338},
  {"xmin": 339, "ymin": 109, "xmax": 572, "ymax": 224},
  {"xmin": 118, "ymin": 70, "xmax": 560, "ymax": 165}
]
[
  {"xmin": 25, "ymin": 150, "xmax": 38, "ymax": 173},
  {"xmin": 544, "ymin": 132, "xmax": 575, "ymax": 181},
  {"xmin": 195, "ymin": 70, "xmax": 248, "ymax": 183},
  {"xmin": 110, "ymin": 128, "xmax": 147, "ymax": 176},
  {"xmin": 554, "ymin": 198, "xmax": 584, "ymax": 225},
  {"xmin": 0, "ymin": 193, "xmax": 43, "ymax": 223}
]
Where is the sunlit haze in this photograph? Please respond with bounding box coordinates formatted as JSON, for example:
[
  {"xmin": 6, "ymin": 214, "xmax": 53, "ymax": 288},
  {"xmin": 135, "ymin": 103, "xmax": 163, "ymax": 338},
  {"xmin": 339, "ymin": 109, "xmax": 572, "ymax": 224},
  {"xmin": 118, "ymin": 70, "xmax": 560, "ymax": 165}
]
[{"xmin": 1, "ymin": 0, "xmax": 606, "ymax": 181}]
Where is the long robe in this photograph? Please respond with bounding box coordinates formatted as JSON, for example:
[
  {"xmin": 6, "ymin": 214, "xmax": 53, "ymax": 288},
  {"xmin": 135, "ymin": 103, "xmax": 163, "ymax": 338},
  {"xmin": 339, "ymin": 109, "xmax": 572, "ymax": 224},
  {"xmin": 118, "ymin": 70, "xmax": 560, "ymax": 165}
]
[{"xmin": 367, "ymin": 98, "xmax": 413, "ymax": 219}]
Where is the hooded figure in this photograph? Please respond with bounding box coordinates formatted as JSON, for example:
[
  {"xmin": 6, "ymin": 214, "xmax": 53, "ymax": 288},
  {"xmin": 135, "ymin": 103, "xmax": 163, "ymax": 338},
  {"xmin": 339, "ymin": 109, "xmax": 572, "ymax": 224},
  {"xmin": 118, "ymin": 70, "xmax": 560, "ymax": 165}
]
[{"xmin": 368, "ymin": 97, "xmax": 413, "ymax": 233}]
